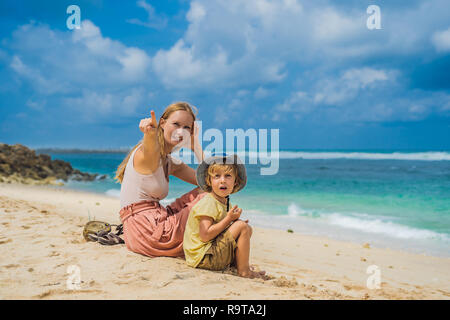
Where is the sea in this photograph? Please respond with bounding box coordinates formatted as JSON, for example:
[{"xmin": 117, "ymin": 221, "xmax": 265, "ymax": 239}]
[{"xmin": 39, "ymin": 149, "xmax": 450, "ymax": 257}]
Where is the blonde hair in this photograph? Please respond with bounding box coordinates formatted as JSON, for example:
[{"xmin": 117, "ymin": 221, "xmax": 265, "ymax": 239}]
[
  {"xmin": 114, "ymin": 102, "xmax": 197, "ymax": 183},
  {"xmin": 205, "ymin": 163, "xmax": 242, "ymax": 193}
]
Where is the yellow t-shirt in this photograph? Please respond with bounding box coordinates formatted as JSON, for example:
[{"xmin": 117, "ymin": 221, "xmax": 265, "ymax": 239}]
[{"xmin": 183, "ymin": 193, "xmax": 229, "ymax": 267}]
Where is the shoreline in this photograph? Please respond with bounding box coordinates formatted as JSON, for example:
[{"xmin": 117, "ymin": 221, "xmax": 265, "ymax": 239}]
[
  {"xmin": 50, "ymin": 182, "xmax": 450, "ymax": 259},
  {"xmin": 1, "ymin": 182, "xmax": 449, "ymax": 299}
]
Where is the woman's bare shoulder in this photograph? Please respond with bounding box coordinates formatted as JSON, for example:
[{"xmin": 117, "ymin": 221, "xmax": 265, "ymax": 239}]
[{"xmin": 133, "ymin": 146, "xmax": 161, "ymax": 175}]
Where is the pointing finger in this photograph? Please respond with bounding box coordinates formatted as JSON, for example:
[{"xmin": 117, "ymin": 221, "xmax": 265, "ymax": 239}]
[{"xmin": 150, "ymin": 110, "xmax": 157, "ymax": 127}]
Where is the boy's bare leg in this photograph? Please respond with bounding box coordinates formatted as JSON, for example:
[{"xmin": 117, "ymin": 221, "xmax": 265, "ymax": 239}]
[{"xmin": 227, "ymin": 221, "xmax": 266, "ymax": 279}]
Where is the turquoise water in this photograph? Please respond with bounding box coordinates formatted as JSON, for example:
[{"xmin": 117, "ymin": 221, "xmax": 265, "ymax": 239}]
[{"xmin": 44, "ymin": 150, "xmax": 450, "ymax": 257}]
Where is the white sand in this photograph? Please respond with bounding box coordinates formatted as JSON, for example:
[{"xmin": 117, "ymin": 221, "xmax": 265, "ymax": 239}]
[{"xmin": 0, "ymin": 182, "xmax": 449, "ymax": 300}]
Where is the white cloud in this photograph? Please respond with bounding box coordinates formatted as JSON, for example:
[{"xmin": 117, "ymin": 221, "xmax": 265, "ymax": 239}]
[
  {"xmin": 123, "ymin": 87, "xmax": 147, "ymax": 112},
  {"xmin": 8, "ymin": 20, "xmax": 153, "ymax": 120},
  {"xmin": 118, "ymin": 47, "xmax": 152, "ymax": 81},
  {"xmin": 263, "ymin": 62, "xmax": 287, "ymax": 82},
  {"xmin": 25, "ymin": 99, "xmax": 46, "ymax": 111},
  {"xmin": 10, "ymin": 55, "xmax": 70, "ymax": 94},
  {"xmin": 431, "ymin": 27, "xmax": 450, "ymax": 52},
  {"xmin": 152, "ymin": 0, "xmax": 366, "ymax": 90},
  {"xmin": 315, "ymin": 68, "xmax": 394, "ymax": 105},
  {"xmin": 274, "ymin": 72, "xmax": 449, "ymax": 123},
  {"xmin": 274, "ymin": 91, "xmax": 312, "ymax": 116},
  {"xmin": 237, "ymin": 89, "xmax": 250, "ymax": 97},
  {"xmin": 63, "ymin": 88, "xmax": 146, "ymax": 121},
  {"xmin": 10, "ymin": 20, "xmax": 152, "ymax": 90},
  {"xmin": 187, "ymin": 2, "xmax": 206, "ymax": 22},
  {"xmin": 254, "ymin": 86, "xmax": 270, "ymax": 99},
  {"xmin": 5, "ymin": 0, "xmax": 450, "ymax": 129},
  {"xmin": 409, "ymin": 104, "xmax": 426, "ymax": 114},
  {"xmin": 213, "ymin": 105, "xmax": 228, "ymax": 125},
  {"xmin": 126, "ymin": 0, "xmax": 168, "ymax": 30},
  {"xmin": 312, "ymin": 7, "xmax": 361, "ymax": 43},
  {"xmin": 72, "ymin": 20, "xmax": 151, "ymax": 82},
  {"xmin": 342, "ymin": 68, "xmax": 390, "ymax": 89},
  {"xmin": 273, "ymin": 68, "xmax": 403, "ymax": 122},
  {"xmin": 440, "ymin": 95, "xmax": 450, "ymax": 111},
  {"xmin": 152, "ymin": 39, "xmax": 229, "ymax": 88},
  {"xmin": 151, "ymin": 0, "xmax": 450, "ymax": 92}
]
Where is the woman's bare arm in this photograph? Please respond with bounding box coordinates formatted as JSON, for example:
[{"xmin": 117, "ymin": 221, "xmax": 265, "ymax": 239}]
[
  {"xmin": 135, "ymin": 110, "xmax": 161, "ymax": 174},
  {"xmin": 191, "ymin": 122, "xmax": 204, "ymax": 163},
  {"xmin": 172, "ymin": 163, "xmax": 198, "ymax": 186}
]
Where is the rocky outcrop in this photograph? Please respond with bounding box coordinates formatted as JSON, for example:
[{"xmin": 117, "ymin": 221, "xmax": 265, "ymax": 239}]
[{"xmin": 0, "ymin": 143, "xmax": 106, "ymax": 185}]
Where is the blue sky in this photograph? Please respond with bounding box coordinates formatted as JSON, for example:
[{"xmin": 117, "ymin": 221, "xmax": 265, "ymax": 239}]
[{"xmin": 0, "ymin": 0, "xmax": 449, "ymax": 150}]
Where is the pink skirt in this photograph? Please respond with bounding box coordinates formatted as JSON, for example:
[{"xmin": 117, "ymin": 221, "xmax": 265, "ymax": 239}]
[{"xmin": 119, "ymin": 187, "xmax": 206, "ymax": 258}]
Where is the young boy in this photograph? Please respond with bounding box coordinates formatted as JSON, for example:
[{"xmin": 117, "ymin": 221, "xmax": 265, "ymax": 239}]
[{"xmin": 183, "ymin": 154, "xmax": 266, "ymax": 279}]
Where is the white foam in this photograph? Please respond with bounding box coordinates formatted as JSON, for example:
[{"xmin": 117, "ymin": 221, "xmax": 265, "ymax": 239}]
[
  {"xmin": 325, "ymin": 213, "xmax": 449, "ymax": 241},
  {"xmin": 236, "ymin": 204, "xmax": 450, "ymax": 257},
  {"xmin": 105, "ymin": 189, "xmax": 120, "ymax": 198},
  {"xmin": 172, "ymin": 150, "xmax": 450, "ymax": 161},
  {"xmin": 258, "ymin": 151, "xmax": 450, "ymax": 161},
  {"xmin": 287, "ymin": 202, "xmax": 317, "ymax": 218},
  {"xmin": 256, "ymin": 202, "xmax": 449, "ymax": 242}
]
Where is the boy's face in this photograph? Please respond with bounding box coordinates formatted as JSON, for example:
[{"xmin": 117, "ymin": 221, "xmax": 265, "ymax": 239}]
[{"xmin": 210, "ymin": 167, "xmax": 236, "ymax": 198}]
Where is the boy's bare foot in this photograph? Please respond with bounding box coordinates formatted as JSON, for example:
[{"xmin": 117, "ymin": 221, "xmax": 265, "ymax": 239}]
[
  {"xmin": 239, "ymin": 268, "xmax": 270, "ymax": 280},
  {"xmin": 250, "ymin": 265, "xmax": 271, "ymax": 279},
  {"xmin": 250, "ymin": 265, "xmax": 266, "ymax": 275}
]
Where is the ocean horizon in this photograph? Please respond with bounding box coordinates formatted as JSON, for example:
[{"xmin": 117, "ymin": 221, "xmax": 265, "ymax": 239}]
[{"xmin": 38, "ymin": 148, "xmax": 450, "ymax": 258}]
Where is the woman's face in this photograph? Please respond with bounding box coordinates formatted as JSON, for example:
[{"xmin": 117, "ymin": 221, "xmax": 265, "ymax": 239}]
[{"xmin": 160, "ymin": 110, "xmax": 194, "ymax": 148}]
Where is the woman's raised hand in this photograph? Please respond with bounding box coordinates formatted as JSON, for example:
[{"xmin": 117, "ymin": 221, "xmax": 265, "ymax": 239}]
[
  {"xmin": 190, "ymin": 121, "xmax": 200, "ymax": 151},
  {"xmin": 139, "ymin": 110, "xmax": 158, "ymax": 135}
]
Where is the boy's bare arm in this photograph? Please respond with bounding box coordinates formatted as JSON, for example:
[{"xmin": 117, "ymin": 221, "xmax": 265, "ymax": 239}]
[
  {"xmin": 198, "ymin": 205, "xmax": 242, "ymax": 242},
  {"xmin": 198, "ymin": 216, "xmax": 233, "ymax": 242}
]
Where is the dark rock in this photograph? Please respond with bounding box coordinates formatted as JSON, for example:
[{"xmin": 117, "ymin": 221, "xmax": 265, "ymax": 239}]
[
  {"xmin": 70, "ymin": 169, "xmax": 98, "ymax": 181},
  {"xmin": 0, "ymin": 143, "xmax": 102, "ymax": 184}
]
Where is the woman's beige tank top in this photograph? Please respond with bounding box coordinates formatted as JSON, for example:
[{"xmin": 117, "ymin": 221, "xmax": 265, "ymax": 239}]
[{"xmin": 120, "ymin": 144, "xmax": 173, "ymax": 209}]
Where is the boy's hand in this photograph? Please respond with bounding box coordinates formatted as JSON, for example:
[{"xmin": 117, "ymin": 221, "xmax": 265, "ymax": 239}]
[
  {"xmin": 227, "ymin": 205, "xmax": 242, "ymax": 221},
  {"xmin": 139, "ymin": 110, "xmax": 158, "ymax": 134}
]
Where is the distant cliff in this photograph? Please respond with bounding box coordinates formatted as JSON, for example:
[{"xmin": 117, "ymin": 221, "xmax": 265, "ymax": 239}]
[{"xmin": 0, "ymin": 143, "xmax": 106, "ymax": 185}]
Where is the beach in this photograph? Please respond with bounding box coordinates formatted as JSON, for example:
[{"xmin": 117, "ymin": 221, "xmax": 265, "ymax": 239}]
[{"xmin": 1, "ymin": 182, "xmax": 449, "ymax": 300}]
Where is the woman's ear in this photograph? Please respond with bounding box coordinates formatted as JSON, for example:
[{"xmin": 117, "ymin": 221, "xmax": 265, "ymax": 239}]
[{"xmin": 159, "ymin": 118, "xmax": 165, "ymax": 130}]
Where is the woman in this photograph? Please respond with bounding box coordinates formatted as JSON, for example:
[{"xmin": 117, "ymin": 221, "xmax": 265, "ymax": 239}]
[{"xmin": 115, "ymin": 102, "xmax": 207, "ymax": 257}]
